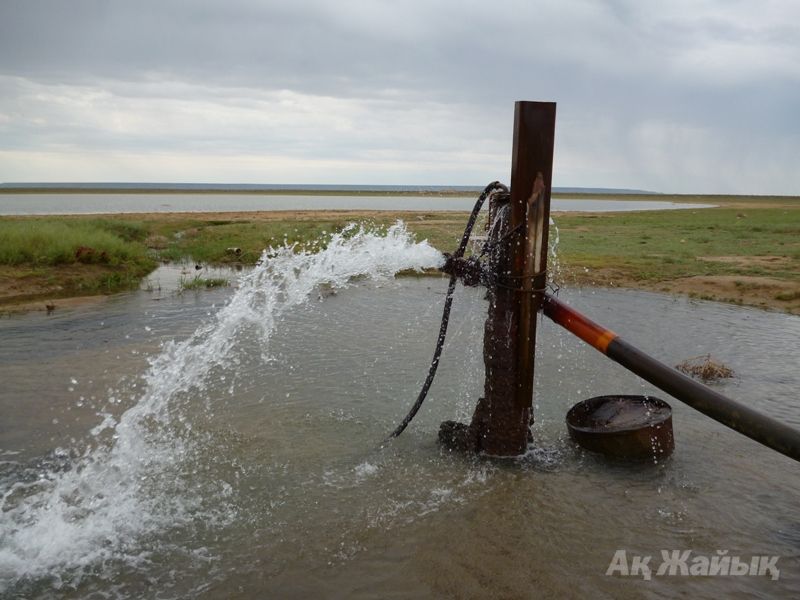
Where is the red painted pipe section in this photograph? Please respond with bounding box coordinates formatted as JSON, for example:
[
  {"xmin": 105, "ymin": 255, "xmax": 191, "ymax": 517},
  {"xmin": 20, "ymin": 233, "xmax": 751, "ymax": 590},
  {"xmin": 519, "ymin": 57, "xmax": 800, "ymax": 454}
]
[{"xmin": 542, "ymin": 293, "xmax": 618, "ymax": 354}]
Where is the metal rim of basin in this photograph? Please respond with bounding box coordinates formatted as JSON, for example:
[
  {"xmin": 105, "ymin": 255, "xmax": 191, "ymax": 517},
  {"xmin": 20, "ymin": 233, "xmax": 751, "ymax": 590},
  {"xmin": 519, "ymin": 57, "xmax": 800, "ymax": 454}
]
[{"xmin": 566, "ymin": 394, "xmax": 675, "ymax": 460}]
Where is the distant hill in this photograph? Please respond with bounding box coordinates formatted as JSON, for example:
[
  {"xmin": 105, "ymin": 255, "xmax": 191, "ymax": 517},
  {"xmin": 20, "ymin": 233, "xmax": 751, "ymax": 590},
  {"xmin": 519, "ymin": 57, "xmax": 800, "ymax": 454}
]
[{"xmin": 0, "ymin": 182, "xmax": 658, "ymax": 194}]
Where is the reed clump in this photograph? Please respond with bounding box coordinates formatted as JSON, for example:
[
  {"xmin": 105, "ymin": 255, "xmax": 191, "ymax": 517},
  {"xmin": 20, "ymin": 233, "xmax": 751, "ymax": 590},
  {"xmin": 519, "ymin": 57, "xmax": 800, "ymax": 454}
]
[{"xmin": 675, "ymin": 354, "xmax": 735, "ymax": 382}]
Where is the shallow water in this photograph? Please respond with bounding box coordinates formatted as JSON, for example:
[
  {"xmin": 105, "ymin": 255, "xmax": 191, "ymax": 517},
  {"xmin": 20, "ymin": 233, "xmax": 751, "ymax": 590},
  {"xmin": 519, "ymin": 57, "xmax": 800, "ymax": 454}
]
[
  {"xmin": 0, "ymin": 192, "xmax": 714, "ymax": 215},
  {"xmin": 1, "ymin": 263, "xmax": 799, "ymax": 597}
]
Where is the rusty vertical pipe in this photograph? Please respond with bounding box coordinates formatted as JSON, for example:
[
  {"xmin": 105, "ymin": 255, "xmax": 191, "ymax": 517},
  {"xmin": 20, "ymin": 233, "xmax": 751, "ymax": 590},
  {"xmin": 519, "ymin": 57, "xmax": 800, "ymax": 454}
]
[
  {"xmin": 477, "ymin": 101, "xmax": 556, "ymax": 456},
  {"xmin": 542, "ymin": 293, "xmax": 800, "ymax": 463}
]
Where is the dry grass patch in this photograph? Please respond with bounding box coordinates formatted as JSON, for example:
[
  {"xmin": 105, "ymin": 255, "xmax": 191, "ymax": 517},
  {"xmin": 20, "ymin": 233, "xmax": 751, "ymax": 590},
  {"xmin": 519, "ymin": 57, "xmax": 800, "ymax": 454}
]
[{"xmin": 676, "ymin": 354, "xmax": 735, "ymax": 382}]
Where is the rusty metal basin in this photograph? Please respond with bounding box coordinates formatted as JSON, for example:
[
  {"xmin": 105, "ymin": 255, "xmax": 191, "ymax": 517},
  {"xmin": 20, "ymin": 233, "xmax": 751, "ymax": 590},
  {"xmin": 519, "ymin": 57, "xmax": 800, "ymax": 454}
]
[{"xmin": 566, "ymin": 395, "xmax": 674, "ymax": 460}]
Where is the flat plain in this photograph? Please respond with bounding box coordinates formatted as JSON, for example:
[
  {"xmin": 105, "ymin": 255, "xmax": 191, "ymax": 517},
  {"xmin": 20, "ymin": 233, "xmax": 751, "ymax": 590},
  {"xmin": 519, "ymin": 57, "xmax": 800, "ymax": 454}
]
[{"xmin": 1, "ymin": 193, "xmax": 798, "ymax": 314}]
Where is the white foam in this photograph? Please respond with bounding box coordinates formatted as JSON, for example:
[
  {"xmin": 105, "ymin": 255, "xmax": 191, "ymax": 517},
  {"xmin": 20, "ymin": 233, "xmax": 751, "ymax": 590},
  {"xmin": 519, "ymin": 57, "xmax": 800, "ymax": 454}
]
[{"xmin": 354, "ymin": 461, "xmax": 379, "ymax": 479}]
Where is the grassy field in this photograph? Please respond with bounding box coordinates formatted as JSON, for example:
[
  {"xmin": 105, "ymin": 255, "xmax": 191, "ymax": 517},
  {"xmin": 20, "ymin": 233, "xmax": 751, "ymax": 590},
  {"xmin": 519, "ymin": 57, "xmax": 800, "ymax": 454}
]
[
  {"xmin": 0, "ymin": 218, "xmax": 156, "ymax": 306},
  {"xmin": 1, "ymin": 195, "xmax": 798, "ymax": 314},
  {"xmin": 552, "ymin": 205, "xmax": 800, "ymax": 312}
]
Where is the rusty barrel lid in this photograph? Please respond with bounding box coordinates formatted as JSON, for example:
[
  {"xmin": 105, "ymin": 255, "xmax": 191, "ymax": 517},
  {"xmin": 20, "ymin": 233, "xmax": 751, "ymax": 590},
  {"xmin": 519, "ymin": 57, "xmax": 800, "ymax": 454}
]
[{"xmin": 566, "ymin": 395, "xmax": 674, "ymax": 460}]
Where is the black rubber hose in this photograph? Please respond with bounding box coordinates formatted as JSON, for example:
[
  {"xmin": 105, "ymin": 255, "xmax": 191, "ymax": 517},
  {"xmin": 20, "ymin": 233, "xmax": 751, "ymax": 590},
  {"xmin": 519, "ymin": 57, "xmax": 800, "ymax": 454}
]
[{"xmin": 387, "ymin": 181, "xmax": 506, "ymax": 440}]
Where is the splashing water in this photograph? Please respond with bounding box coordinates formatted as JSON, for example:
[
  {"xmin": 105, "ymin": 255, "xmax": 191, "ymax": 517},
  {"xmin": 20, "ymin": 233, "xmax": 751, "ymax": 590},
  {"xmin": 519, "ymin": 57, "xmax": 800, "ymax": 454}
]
[
  {"xmin": 0, "ymin": 221, "xmax": 443, "ymax": 592},
  {"xmin": 547, "ymin": 216, "xmax": 562, "ymax": 286}
]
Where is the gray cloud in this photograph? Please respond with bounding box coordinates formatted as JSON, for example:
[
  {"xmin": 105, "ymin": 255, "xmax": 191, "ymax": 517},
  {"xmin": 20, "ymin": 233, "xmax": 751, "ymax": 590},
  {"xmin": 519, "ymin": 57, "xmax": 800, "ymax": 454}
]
[{"xmin": 1, "ymin": 0, "xmax": 798, "ymax": 192}]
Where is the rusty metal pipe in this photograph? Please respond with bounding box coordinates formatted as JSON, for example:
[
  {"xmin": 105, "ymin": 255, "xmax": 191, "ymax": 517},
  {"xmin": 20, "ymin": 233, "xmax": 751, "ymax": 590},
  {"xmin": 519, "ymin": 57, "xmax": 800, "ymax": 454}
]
[{"xmin": 542, "ymin": 293, "xmax": 800, "ymax": 463}]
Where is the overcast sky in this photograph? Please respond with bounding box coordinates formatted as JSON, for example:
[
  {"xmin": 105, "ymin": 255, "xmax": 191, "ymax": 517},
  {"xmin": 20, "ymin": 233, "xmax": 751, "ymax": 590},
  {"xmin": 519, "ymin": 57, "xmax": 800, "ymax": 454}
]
[{"xmin": 1, "ymin": 0, "xmax": 798, "ymax": 193}]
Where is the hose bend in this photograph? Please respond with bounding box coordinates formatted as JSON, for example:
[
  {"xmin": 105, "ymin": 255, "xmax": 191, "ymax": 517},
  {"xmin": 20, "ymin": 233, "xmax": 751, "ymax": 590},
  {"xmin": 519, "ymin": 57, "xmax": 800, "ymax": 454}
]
[{"xmin": 387, "ymin": 181, "xmax": 506, "ymax": 440}]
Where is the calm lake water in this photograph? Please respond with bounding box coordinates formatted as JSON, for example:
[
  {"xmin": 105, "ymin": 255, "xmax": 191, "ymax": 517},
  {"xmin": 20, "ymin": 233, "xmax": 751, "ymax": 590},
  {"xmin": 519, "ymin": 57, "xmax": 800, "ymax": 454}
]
[
  {"xmin": 0, "ymin": 193, "xmax": 715, "ymax": 215},
  {"xmin": 1, "ymin": 262, "xmax": 798, "ymax": 598}
]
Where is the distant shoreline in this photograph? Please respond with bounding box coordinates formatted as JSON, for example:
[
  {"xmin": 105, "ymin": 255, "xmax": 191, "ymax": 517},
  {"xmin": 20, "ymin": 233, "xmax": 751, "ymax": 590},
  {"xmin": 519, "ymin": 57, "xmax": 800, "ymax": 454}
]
[
  {"xmin": 0, "ymin": 183, "xmax": 654, "ymax": 195},
  {"xmin": 2, "ymin": 187, "xmax": 799, "ymax": 204},
  {"xmin": 0, "ymin": 187, "xmax": 476, "ymax": 196}
]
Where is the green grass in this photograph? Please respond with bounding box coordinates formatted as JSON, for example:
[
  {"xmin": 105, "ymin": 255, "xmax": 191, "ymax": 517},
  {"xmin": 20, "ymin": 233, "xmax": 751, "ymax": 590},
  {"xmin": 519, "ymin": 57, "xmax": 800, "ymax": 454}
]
[
  {"xmin": 0, "ymin": 218, "xmax": 156, "ymax": 299},
  {"xmin": 155, "ymin": 220, "xmax": 353, "ymax": 264},
  {"xmin": 149, "ymin": 215, "xmax": 466, "ymax": 265},
  {"xmin": 179, "ymin": 275, "xmax": 230, "ymax": 291},
  {"xmin": 552, "ymin": 208, "xmax": 800, "ymax": 283},
  {"xmin": 0, "ymin": 219, "xmax": 152, "ymax": 267}
]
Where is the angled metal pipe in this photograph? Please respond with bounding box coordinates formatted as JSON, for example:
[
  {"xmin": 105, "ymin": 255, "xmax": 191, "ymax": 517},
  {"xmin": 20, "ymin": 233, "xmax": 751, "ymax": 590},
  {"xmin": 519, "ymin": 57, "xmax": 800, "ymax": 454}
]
[{"xmin": 542, "ymin": 293, "xmax": 800, "ymax": 463}]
